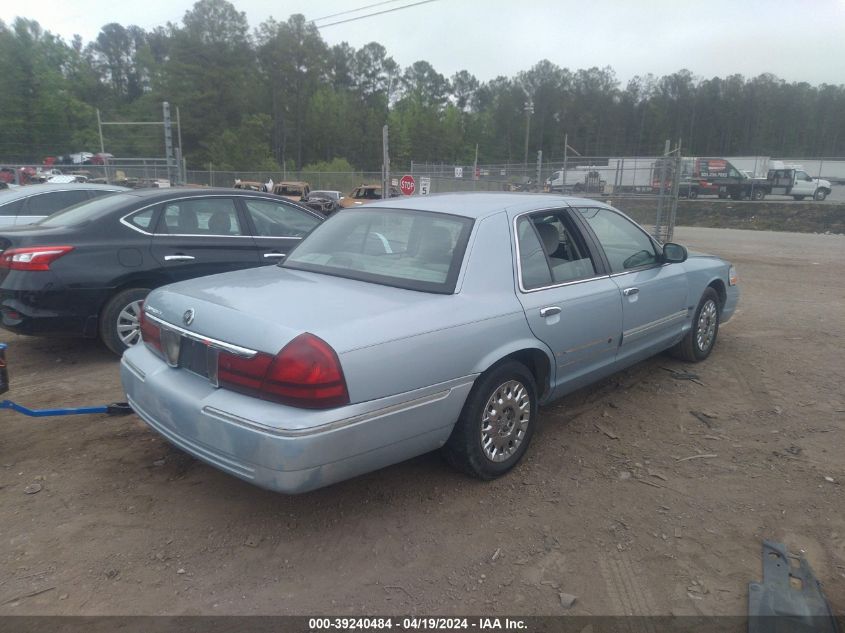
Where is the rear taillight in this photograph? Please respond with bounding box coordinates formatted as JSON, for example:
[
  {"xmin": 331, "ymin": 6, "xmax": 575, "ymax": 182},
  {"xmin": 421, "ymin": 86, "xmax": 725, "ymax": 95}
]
[
  {"xmin": 218, "ymin": 351, "xmax": 273, "ymax": 393},
  {"xmin": 0, "ymin": 246, "xmax": 74, "ymax": 271},
  {"xmin": 139, "ymin": 309, "xmax": 163, "ymax": 355},
  {"xmin": 218, "ymin": 333, "xmax": 349, "ymax": 409}
]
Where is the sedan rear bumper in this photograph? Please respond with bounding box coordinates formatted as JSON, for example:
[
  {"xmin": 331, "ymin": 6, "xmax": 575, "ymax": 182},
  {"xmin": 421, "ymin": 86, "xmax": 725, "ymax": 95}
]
[
  {"xmin": 0, "ymin": 274, "xmax": 106, "ymax": 338},
  {"xmin": 120, "ymin": 344, "xmax": 475, "ymax": 493}
]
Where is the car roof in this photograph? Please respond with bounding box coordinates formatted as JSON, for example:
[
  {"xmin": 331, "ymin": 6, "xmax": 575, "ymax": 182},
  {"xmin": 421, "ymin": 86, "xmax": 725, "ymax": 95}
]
[
  {"xmin": 364, "ymin": 192, "xmax": 610, "ymax": 220},
  {"xmin": 111, "ymin": 187, "xmax": 295, "ymax": 201},
  {"xmin": 0, "ymin": 183, "xmax": 129, "ymax": 200}
]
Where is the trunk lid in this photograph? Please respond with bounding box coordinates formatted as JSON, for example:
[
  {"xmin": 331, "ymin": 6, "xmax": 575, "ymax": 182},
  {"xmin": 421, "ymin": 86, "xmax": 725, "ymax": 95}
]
[
  {"xmin": 145, "ymin": 265, "xmax": 459, "ymax": 355},
  {"xmin": 0, "ymin": 225, "xmax": 73, "ymax": 252}
]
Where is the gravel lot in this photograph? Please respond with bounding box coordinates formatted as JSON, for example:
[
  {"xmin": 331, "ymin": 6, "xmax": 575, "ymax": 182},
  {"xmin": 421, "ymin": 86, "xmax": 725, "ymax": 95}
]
[{"xmin": 0, "ymin": 226, "xmax": 843, "ymax": 616}]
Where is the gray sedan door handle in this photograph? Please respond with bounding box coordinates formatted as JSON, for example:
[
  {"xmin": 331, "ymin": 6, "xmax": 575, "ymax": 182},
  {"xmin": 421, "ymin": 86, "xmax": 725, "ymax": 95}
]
[
  {"xmin": 263, "ymin": 252, "xmax": 286, "ymax": 259},
  {"xmin": 164, "ymin": 254, "xmax": 196, "ymax": 261},
  {"xmin": 539, "ymin": 306, "xmax": 561, "ymax": 317},
  {"xmin": 623, "ymin": 287, "xmax": 639, "ymax": 296}
]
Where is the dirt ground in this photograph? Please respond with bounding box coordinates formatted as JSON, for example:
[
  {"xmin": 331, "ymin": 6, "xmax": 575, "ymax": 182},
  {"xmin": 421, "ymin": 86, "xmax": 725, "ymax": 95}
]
[{"xmin": 0, "ymin": 226, "xmax": 843, "ymax": 617}]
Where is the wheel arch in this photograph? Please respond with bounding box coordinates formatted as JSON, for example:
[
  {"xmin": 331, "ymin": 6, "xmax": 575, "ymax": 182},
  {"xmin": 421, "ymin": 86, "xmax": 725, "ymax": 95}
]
[
  {"xmin": 706, "ymin": 278, "xmax": 727, "ymax": 310},
  {"xmin": 473, "ymin": 341, "xmax": 554, "ymax": 401},
  {"xmin": 97, "ymin": 274, "xmax": 169, "ymax": 320}
]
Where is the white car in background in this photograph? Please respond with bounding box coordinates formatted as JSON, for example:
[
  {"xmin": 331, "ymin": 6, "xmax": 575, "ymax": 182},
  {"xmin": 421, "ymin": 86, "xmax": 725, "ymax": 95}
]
[{"xmin": 0, "ymin": 183, "xmax": 128, "ymax": 227}]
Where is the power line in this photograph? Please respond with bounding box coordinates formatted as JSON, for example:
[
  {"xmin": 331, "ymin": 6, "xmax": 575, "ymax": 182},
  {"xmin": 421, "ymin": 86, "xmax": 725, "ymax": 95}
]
[
  {"xmin": 315, "ymin": 0, "xmax": 440, "ymax": 29},
  {"xmin": 312, "ymin": 0, "xmax": 406, "ymax": 23}
]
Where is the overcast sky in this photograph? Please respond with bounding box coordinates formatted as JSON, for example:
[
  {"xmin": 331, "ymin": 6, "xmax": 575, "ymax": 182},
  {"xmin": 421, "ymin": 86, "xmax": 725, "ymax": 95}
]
[{"xmin": 6, "ymin": 0, "xmax": 845, "ymax": 86}]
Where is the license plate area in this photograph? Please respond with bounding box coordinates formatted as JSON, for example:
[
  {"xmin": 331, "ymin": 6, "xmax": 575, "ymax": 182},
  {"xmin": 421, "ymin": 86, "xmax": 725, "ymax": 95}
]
[{"xmin": 178, "ymin": 337, "xmax": 219, "ymax": 386}]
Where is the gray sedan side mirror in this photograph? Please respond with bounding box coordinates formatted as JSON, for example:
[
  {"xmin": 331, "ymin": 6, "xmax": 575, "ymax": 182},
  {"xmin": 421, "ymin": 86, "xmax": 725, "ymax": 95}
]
[{"xmin": 663, "ymin": 242, "xmax": 688, "ymax": 263}]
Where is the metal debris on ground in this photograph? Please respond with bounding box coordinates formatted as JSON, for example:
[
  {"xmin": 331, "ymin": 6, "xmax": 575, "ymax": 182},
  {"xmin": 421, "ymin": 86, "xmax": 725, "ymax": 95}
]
[
  {"xmin": 748, "ymin": 540, "xmax": 838, "ymax": 633},
  {"xmin": 558, "ymin": 592, "xmax": 577, "ymax": 609},
  {"xmin": 661, "ymin": 366, "xmax": 705, "ymax": 386},
  {"xmin": 690, "ymin": 410, "xmax": 718, "ymax": 428},
  {"xmin": 676, "ymin": 453, "xmax": 718, "ymax": 462}
]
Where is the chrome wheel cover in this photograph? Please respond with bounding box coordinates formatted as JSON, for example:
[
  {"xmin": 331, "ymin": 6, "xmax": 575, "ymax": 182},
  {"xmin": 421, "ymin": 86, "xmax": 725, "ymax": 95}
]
[
  {"xmin": 117, "ymin": 300, "xmax": 143, "ymax": 347},
  {"xmin": 696, "ymin": 299, "xmax": 718, "ymax": 352},
  {"xmin": 480, "ymin": 380, "xmax": 531, "ymax": 462}
]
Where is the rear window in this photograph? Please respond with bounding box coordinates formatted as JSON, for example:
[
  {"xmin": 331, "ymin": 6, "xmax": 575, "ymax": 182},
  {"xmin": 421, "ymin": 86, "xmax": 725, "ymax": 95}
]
[
  {"xmin": 283, "ymin": 208, "xmax": 474, "ymax": 294},
  {"xmin": 23, "ymin": 189, "xmax": 90, "ymax": 216}
]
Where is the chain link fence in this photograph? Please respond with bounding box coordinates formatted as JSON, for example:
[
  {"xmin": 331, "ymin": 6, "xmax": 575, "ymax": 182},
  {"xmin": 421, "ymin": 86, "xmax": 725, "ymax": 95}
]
[
  {"xmin": 1, "ymin": 155, "xmax": 694, "ymax": 242},
  {"xmin": 407, "ymin": 156, "xmax": 681, "ymax": 242}
]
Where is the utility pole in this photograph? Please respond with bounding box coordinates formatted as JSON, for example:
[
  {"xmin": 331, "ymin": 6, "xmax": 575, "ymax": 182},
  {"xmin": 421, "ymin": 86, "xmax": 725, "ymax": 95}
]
[
  {"xmin": 473, "ymin": 143, "xmax": 479, "ymax": 190},
  {"xmin": 162, "ymin": 102, "xmax": 176, "ymax": 185},
  {"xmin": 96, "ymin": 109, "xmax": 109, "ymax": 184},
  {"xmin": 536, "ymin": 150, "xmax": 543, "ymax": 192},
  {"xmin": 667, "ymin": 138, "xmax": 682, "ymax": 243},
  {"xmin": 523, "ymin": 101, "xmax": 534, "ymax": 174},
  {"xmin": 562, "ymin": 132, "xmax": 568, "ymax": 194},
  {"xmin": 382, "ymin": 125, "xmax": 390, "ymax": 198},
  {"xmin": 655, "ymin": 138, "xmax": 671, "ymax": 241},
  {"xmin": 176, "ymin": 106, "xmax": 184, "ymax": 185}
]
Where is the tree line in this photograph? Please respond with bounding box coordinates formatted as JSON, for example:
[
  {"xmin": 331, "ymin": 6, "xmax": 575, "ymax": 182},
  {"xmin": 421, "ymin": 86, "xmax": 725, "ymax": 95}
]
[{"xmin": 1, "ymin": 0, "xmax": 843, "ymax": 171}]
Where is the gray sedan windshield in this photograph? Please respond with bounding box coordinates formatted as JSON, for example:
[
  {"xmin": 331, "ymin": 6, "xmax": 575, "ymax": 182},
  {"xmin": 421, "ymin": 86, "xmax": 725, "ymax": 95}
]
[{"xmin": 283, "ymin": 208, "xmax": 474, "ymax": 293}]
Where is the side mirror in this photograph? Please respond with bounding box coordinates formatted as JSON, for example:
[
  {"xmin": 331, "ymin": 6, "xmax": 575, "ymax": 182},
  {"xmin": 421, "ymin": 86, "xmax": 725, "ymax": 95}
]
[{"xmin": 663, "ymin": 242, "xmax": 687, "ymax": 263}]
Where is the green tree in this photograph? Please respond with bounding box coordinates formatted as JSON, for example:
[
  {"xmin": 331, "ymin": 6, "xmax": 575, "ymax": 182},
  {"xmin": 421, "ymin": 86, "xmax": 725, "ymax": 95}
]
[
  {"xmin": 256, "ymin": 14, "xmax": 328, "ymax": 169},
  {"xmin": 152, "ymin": 0, "xmax": 256, "ymax": 164}
]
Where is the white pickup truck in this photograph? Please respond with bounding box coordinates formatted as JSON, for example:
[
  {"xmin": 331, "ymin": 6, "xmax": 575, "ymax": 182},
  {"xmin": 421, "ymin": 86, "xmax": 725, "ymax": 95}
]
[{"xmin": 768, "ymin": 165, "xmax": 832, "ymax": 201}]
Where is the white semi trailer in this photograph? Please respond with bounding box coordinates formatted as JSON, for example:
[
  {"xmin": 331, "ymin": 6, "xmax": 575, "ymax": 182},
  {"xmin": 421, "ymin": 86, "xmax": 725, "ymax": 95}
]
[{"xmin": 545, "ymin": 158, "xmax": 656, "ymax": 193}]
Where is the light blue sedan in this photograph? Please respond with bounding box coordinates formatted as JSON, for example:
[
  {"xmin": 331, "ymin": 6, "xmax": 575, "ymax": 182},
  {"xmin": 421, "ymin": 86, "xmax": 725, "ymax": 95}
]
[{"xmin": 120, "ymin": 193, "xmax": 739, "ymax": 493}]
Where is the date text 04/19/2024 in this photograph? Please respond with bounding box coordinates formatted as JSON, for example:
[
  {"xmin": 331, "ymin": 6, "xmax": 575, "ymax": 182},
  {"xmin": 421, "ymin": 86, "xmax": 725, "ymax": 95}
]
[{"xmin": 308, "ymin": 618, "xmax": 528, "ymax": 630}]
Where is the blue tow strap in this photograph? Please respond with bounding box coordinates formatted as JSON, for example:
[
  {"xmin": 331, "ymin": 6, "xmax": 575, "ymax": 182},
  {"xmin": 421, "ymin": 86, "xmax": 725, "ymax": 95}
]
[
  {"xmin": 0, "ymin": 400, "xmax": 110, "ymax": 417},
  {"xmin": 0, "ymin": 343, "xmax": 133, "ymax": 418}
]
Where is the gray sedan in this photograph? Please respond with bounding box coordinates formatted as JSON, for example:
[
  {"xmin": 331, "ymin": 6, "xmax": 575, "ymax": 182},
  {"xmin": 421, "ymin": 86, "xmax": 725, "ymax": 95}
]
[{"xmin": 121, "ymin": 193, "xmax": 739, "ymax": 493}]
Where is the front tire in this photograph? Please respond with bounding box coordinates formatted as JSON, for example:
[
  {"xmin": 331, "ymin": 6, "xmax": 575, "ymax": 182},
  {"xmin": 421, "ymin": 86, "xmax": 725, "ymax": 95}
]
[
  {"xmin": 100, "ymin": 287, "xmax": 150, "ymax": 355},
  {"xmin": 670, "ymin": 287, "xmax": 721, "ymax": 362},
  {"xmin": 443, "ymin": 361, "xmax": 538, "ymax": 480},
  {"xmin": 814, "ymin": 189, "xmax": 828, "ymax": 201}
]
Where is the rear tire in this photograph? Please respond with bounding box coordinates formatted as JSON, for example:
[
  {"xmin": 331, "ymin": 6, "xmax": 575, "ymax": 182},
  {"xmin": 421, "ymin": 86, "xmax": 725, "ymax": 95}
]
[
  {"xmin": 443, "ymin": 361, "xmax": 538, "ymax": 480},
  {"xmin": 688, "ymin": 189, "xmax": 699, "ymax": 199},
  {"xmin": 669, "ymin": 288, "xmax": 721, "ymax": 363},
  {"xmin": 100, "ymin": 288, "xmax": 150, "ymax": 355},
  {"xmin": 752, "ymin": 189, "xmax": 765, "ymax": 201}
]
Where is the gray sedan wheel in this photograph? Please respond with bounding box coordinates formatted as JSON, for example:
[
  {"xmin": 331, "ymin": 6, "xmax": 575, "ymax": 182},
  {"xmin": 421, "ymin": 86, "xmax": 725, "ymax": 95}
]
[
  {"xmin": 443, "ymin": 360, "xmax": 537, "ymax": 479},
  {"xmin": 669, "ymin": 287, "xmax": 721, "ymax": 362},
  {"xmin": 480, "ymin": 380, "xmax": 531, "ymax": 462},
  {"xmin": 100, "ymin": 287, "xmax": 151, "ymax": 356}
]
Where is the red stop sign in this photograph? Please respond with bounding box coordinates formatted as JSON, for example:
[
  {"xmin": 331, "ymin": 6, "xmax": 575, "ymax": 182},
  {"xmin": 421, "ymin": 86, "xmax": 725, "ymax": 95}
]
[{"xmin": 400, "ymin": 175, "xmax": 416, "ymax": 196}]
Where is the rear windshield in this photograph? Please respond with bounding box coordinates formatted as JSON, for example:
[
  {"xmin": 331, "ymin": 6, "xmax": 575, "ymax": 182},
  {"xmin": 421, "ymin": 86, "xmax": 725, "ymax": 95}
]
[
  {"xmin": 282, "ymin": 208, "xmax": 474, "ymax": 294},
  {"xmin": 36, "ymin": 192, "xmax": 137, "ymax": 227}
]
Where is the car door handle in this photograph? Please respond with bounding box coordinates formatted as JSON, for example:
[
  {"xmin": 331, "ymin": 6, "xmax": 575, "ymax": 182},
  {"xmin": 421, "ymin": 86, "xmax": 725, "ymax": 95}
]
[
  {"xmin": 539, "ymin": 306, "xmax": 561, "ymax": 317},
  {"xmin": 263, "ymin": 252, "xmax": 286, "ymax": 259},
  {"xmin": 164, "ymin": 255, "xmax": 196, "ymax": 261},
  {"xmin": 623, "ymin": 287, "xmax": 639, "ymax": 296}
]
